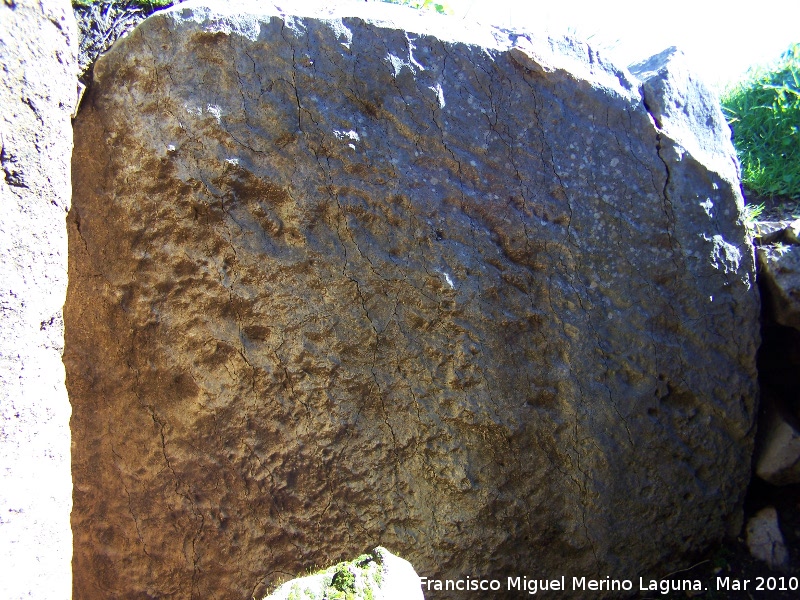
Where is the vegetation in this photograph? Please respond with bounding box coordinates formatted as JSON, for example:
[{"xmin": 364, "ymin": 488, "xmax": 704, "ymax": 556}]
[
  {"xmin": 73, "ymin": 0, "xmax": 452, "ymax": 14},
  {"xmin": 279, "ymin": 553, "xmax": 383, "ymax": 600},
  {"xmin": 383, "ymin": 0, "xmax": 452, "ymax": 15},
  {"xmin": 73, "ymin": 0, "xmax": 174, "ymax": 9},
  {"xmin": 722, "ymin": 43, "xmax": 800, "ymax": 200}
]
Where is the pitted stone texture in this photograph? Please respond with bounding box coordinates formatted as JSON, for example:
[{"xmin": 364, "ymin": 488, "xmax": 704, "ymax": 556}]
[
  {"xmin": 0, "ymin": 0, "xmax": 77, "ymax": 598},
  {"xmin": 66, "ymin": 1, "xmax": 759, "ymax": 597}
]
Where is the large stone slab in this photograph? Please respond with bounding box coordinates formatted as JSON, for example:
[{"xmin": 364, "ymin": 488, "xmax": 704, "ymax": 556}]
[
  {"xmin": 66, "ymin": 1, "xmax": 759, "ymax": 597},
  {"xmin": 0, "ymin": 0, "xmax": 77, "ymax": 597}
]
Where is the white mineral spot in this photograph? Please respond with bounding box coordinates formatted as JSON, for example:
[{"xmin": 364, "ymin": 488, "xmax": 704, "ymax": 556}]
[
  {"xmin": 610, "ymin": 158, "xmax": 619, "ymax": 167},
  {"xmin": 329, "ymin": 18, "xmax": 352, "ymax": 49},
  {"xmin": 334, "ymin": 129, "xmax": 360, "ymax": 142},
  {"xmin": 387, "ymin": 53, "xmax": 410, "ymax": 77},
  {"xmin": 444, "ymin": 273, "xmax": 455, "ymax": 289},
  {"xmin": 206, "ymin": 104, "xmax": 222, "ymax": 121},
  {"xmin": 167, "ymin": 144, "xmax": 176, "ymax": 153},
  {"xmin": 430, "ymin": 177, "xmax": 439, "ymax": 185},
  {"xmin": 429, "ymin": 82, "xmax": 445, "ymax": 108},
  {"xmin": 700, "ymin": 198, "xmax": 714, "ymax": 217},
  {"xmin": 226, "ymin": 157, "xmax": 239, "ymax": 165}
]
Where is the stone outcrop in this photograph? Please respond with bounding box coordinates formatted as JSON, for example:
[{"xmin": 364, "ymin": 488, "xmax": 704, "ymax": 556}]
[
  {"xmin": 0, "ymin": 0, "xmax": 77, "ymax": 597},
  {"xmin": 66, "ymin": 1, "xmax": 759, "ymax": 597},
  {"xmin": 264, "ymin": 547, "xmax": 423, "ymax": 600}
]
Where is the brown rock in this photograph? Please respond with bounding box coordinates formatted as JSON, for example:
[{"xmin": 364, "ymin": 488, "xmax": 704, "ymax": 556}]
[
  {"xmin": 66, "ymin": 2, "xmax": 759, "ymax": 597},
  {"xmin": 0, "ymin": 0, "xmax": 77, "ymax": 597}
]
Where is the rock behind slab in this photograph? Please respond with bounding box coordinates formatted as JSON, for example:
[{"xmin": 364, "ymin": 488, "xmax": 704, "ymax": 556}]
[
  {"xmin": 66, "ymin": 1, "xmax": 759, "ymax": 597},
  {"xmin": 0, "ymin": 0, "xmax": 77, "ymax": 597}
]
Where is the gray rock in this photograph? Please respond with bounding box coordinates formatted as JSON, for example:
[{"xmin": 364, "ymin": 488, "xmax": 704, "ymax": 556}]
[
  {"xmin": 0, "ymin": 0, "xmax": 77, "ymax": 598},
  {"xmin": 758, "ymin": 245, "xmax": 800, "ymax": 330},
  {"xmin": 746, "ymin": 507, "xmax": 789, "ymax": 570},
  {"xmin": 66, "ymin": 1, "xmax": 759, "ymax": 597},
  {"xmin": 755, "ymin": 402, "xmax": 800, "ymax": 485},
  {"xmin": 752, "ymin": 220, "xmax": 800, "ymax": 246},
  {"xmin": 264, "ymin": 547, "xmax": 423, "ymax": 600}
]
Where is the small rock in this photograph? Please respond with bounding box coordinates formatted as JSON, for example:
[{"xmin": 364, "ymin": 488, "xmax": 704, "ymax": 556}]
[
  {"xmin": 752, "ymin": 220, "xmax": 800, "ymax": 246},
  {"xmin": 758, "ymin": 245, "xmax": 800, "ymax": 330},
  {"xmin": 746, "ymin": 507, "xmax": 789, "ymax": 570},
  {"xmin": 755, "ymin": 403, "xmax": 800, "ymax": 485}
]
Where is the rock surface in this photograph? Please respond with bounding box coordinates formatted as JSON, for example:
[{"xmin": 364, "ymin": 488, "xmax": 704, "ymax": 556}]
[
  {"xmin": 66, "ymin": 1, "xmax": 759, "ymax": 597},
  {"xmin": 264, "ymin": 547, "xmax": 423, "ymax": 600},
  {"xmin": 0, "ymin": 0, "xmax": 77, "ymax": 597}
]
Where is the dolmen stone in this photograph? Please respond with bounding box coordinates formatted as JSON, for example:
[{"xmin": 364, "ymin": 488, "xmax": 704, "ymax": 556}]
[{"xmin": 66, "ymin": 0, "xmax": 759, "ymax": 597}]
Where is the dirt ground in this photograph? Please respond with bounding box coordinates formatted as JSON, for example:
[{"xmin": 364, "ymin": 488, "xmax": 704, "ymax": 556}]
[{"xmin": 745, "ymin": 189, "xmax": 800, "ymax": 223}]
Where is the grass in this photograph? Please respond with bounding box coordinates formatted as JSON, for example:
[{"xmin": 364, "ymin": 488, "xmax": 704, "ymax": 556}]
[
  {"xmin": 383, "ymin": 0, "xmax": 453, "ymax": 15},
  {"xmin": 722, "ymin": 43, "xmax": 800, "ymax": 200},
  {"xmin": 73, "ymin": 0, "xmax": 175, "ymax": 8},
  {"xmin": 73, "ymin": 0, "xmax": 174, "ymax": 7},
  {"xmin": 73, "ymin": 0, "xmax": 452, "ymax": 13}
]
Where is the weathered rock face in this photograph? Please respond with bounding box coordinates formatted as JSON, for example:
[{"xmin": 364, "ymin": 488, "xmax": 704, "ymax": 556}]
[
  {"xmin": 0, "ymin": 0, "xmax": 77, "ymax": 597},
  {"xmin": 66, "ymin": 1, "xmax": 759, "ymax": 597}
]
